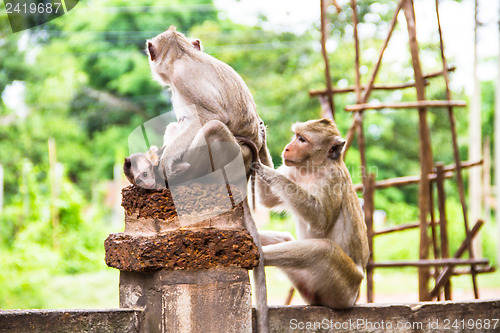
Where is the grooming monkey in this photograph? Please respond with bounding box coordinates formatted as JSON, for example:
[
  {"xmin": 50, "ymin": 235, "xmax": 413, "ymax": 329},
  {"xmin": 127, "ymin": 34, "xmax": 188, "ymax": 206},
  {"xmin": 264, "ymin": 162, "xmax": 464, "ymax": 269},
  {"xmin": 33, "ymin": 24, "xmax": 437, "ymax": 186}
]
[
  {"xmin": 256, "ymin": 118, "xmax": 370, "ymax": 308},
  {"xmin": 146, "ymin": 26, "xmax": 272, "ymax": 332}
]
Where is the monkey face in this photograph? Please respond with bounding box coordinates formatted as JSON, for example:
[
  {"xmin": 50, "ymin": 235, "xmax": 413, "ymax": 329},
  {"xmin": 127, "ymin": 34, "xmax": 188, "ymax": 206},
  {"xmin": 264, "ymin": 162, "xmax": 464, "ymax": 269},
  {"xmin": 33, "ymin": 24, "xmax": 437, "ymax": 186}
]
[
  {"xmin": 282, "ymin": 133, "xmax": 312, "ymax": 167},
  {"xmin": 124, "ymin": 153, "xmax": 158, "ymax": 190},
  {"xmin": 283, "ymin": 119, "xmax": 346, "ymax": 168}
]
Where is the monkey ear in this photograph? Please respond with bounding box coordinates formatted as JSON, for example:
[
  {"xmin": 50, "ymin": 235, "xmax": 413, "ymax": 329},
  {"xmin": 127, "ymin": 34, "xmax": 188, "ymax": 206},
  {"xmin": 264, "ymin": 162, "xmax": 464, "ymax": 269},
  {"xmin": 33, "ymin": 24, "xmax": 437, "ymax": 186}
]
[
  {"xmin": 123, "ymin": 157, "xmax": 134, "ymax": 183},
  {"xmin": 147, "ymin": 146, "xmax": 160, "ymax": 166},
  {"xmin": 147, "ymin": 41, "xmax": 156, "ymax": 61},
  {"xmin": 191, "ymin": 39, "xmax": 202, "ymax": 51},
  {"xmin": 328, "ymin": 139, "xmax": 346, "ymax": 160}
]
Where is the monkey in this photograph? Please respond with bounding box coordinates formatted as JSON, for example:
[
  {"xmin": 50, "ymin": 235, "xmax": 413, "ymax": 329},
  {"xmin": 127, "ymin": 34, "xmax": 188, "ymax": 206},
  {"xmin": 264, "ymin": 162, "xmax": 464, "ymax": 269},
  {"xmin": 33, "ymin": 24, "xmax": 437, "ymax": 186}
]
[
  {"xmin": 145, "ymin": 26, "xmax": 272, "ymax": 177},
  {"xmin": 124, "ymin": 146, "xmax": 166, "ymax": 190},
  {"xmin": 255, "ymin": 118, "xmax": 370, "ymax": 309},
  {"xmin": 146, "ymin": 26, "xmax": 272, "ymax": 332},
  {"xmin": 124, "ymin": 122, "xmax": 183, "ymax": 189}
]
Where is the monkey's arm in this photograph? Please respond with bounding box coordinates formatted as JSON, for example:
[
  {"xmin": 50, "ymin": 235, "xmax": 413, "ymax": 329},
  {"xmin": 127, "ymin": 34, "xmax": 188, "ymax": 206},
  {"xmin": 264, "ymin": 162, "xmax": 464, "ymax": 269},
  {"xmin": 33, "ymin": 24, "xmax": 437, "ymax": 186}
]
[
  {"xmin": 159, "ymin": 124, "xmax": 199, "ymax": 178},
  {"xmin": 256, "ymin": 164, "xmax": 335, "ymax": 232},
  {"xmin": 256, "ymin": 176, "xmax": 282, "ymax": 208}
]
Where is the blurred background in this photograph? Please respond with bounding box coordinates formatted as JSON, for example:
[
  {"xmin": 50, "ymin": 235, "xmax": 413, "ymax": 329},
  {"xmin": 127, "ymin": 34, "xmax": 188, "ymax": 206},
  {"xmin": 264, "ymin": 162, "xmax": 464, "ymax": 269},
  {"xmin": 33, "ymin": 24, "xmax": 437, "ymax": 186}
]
[{"xmin": 0, "ymin": 0, "xmax": 499, "ymax": 308}]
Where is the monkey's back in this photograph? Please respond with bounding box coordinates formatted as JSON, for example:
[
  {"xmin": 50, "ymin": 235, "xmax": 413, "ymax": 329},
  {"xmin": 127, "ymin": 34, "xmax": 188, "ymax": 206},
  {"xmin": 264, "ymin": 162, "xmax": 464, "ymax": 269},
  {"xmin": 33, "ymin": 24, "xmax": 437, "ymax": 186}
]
[{"xmin": 171, "ymin": 51, "xmax": 263, "ymax": 149}]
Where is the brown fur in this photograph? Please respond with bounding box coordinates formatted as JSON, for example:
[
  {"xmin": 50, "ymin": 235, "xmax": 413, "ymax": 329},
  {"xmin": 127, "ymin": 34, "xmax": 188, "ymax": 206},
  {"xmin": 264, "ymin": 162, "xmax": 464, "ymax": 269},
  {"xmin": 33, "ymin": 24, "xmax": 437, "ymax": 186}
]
[
  {"xmin": 257, "ymin": 118, "xmax": 369, "ymax": 308},
  {"xmin": 146, "ymin": 27, "xmax": 272, "ymax": 332}
]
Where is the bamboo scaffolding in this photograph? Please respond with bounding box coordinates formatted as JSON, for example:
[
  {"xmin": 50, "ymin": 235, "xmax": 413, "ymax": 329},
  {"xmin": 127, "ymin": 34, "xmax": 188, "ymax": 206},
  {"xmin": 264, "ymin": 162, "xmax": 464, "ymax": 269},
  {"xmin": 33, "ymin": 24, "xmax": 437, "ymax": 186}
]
[
  {"xmin": 452, "ymin": 266, "xmax": 495, "ymax": 275},
  {"xmin": 435, "ymin": 0, "xmax": 479, "ymax": 299},
  {"xmin": 370, "ymin": 258, "xmax": 488, "ymax": 268},
  {"xmin": 345, "ymin": 100, "xmax": 466, "ymax": 112},
  {"xmin": 353, "ymin": 160, "xmax": 482, "ymax": 192},
  {"xmin": 430, "ymin": 220, "xmax": 484, "ymax": 298},
  {"xmin": 309, "ymin": 67, "xmax": 456, "ymax": 96},
  {"xmin": 320, "ymin": 0, "xmax": 335, "ymax": 118},
  {"xmin": 373, "ymin": 220, "xmax": 439, "ymax": 236},
  {"xmin": 311, "ymin": 0, "xmax": 486, "ymax": 304},
  {"xmin": 402, "ymin": 0, "xmax": 434, "ymax": 301},
  {"xmin": 436, "ymin": 163, "xmax": 452, "ymax": 300},
  {"xmin": 344, "ymin": 0, "xmax": 404, "ymax": 155}
]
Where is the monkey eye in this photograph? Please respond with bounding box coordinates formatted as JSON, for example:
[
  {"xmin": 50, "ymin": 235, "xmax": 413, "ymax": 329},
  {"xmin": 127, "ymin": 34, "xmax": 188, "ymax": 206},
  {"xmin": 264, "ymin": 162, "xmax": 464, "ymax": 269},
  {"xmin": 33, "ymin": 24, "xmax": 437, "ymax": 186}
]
[
  {"xmin": 142, "ymin": 172, "xmax": 148, "ymax": 178},
  {"xmin": 297, "ymin": 135, "xmax": 307, "ymax": 143}
]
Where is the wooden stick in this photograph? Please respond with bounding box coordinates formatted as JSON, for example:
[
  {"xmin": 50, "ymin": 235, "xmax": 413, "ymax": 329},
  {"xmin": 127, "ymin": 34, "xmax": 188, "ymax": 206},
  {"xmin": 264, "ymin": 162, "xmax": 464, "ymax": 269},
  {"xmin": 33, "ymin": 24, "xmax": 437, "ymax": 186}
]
[
  {"xmin": 365, "ymin": 173, "xmax": 375, "ymax": 303},
  {"xmin": 353, "ymin": 171, "xmax": 454, "ymax": 192},
  {"xmin": 343, "ymin": 0, "xmax": 403, "ymax": 157},
  {"xmin": 362, "ymin": 0, "xmax": 404, "ymax": 103},
  {"xmin": 439, "ymin": 159, "xmax": 483, "ymax": 173},
  {"xmin": 309, "ymin": 66, "xmax": 456, "ymax": 96},
  {"xmin": 436, "ymin": 163, "xmax": 452, "ymax": 300},
  {"xmin": 370, "ymin": 258, "xmax": 488, "ymax": 268},
  {"xmin": 345, "ymin": 100, "xmax": 466, "ymax": 112},
  {"xmin": 373, "ymin": 220, "xmax": 439, "ymax": 236},
  {"xmin": 430, "ymin": 220, "xmax": 484, "ymax": 297},
  {"xmin": 320, "ymin": 0, "xmax": 335, "ymax": 118},
  {"xmin": 452, "ymin": 266, "xmax": 495, "ymax": 276},
  {"xmin": 402, "ymin": 0, "xmax": 434, "ymax": 302},
  {"xmin": 284, "ymin": 287, "xmax": 295, "ymax": 305},
  {"xmin": 353, "ymin": 159, "xmax": 482, "ymax": 191},
  {"xmin": 435, "ymin": 0, "xmax": 479, "ymax": 299},
  {"xmin": 351, "ymin": 0, "xmax": 361, "ymax": 104},
  {"xmin": 428, "ymin": 175, "xmax": 440, "ymax": 300}
]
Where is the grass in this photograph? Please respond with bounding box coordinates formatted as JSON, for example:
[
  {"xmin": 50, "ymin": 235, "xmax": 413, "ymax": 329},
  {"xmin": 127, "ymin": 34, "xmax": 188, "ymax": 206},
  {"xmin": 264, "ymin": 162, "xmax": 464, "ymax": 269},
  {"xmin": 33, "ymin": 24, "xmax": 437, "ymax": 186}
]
[{"xmin": 40, "ymin": 269, "xmax": 119, "ymax": 309}]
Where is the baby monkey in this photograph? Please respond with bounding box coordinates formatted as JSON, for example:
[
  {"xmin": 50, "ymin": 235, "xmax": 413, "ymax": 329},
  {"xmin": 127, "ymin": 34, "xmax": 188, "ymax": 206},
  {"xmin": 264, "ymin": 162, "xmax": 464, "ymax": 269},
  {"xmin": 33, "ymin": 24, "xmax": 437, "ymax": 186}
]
[
  {"xmin": 123, "ymin": 146, "xmax": 165, "ymax": 190},
  {"xmin": 257, "ymin": 118, "xmax": 369, "ymax": 308}
]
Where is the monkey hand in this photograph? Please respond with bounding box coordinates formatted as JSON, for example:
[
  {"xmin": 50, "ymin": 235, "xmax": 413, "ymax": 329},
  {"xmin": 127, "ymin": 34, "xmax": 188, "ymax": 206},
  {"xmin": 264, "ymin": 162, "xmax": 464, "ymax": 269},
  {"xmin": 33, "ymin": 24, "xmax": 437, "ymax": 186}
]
[
  {"xmin": 160, "ymin": 155, "xmax": 191, "ymax": 182},
  {"xmin": 255, "ymin": 163, "xmax": 279, "ymax": 185}
]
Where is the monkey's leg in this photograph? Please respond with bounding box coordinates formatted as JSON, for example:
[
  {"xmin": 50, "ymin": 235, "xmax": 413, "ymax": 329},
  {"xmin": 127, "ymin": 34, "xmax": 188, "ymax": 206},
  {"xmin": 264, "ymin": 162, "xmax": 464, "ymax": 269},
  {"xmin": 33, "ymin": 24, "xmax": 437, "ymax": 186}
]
[
  {"xmin": 180, "ymin": 120, "xmax": 250, "ymax": 173},
  {"xmin": 259, "ymin": 230, "xmax": 294, "ymax": 246},
  {"xmin": 184, "ymin": 120, "xmax": 269, "ymax": 332},
  {"xmin": 263, "ymin": 239, "xmax": 364, "ymax": 309}
]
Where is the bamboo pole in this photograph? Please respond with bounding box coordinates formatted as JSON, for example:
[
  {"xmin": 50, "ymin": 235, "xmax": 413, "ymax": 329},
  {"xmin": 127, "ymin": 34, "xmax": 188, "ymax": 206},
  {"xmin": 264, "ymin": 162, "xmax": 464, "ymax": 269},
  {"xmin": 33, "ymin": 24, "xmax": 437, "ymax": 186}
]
[
  {"xmin": 428, "ymin": 176, "xmax": 440, "ymax": 301},
  {"xmin": 345, "ymin": 100, "xmax": 466, "ymax": 112},
  {"xmin": 365, "ymin": 174, "xmax": 375, "ymax": 303},
  {"xmin": 430, "ymin": 220, "xmax": 484, "ymax": 297},
  {"xmin": 436, "ymin": 163, "xmax": 452, "ymax": 300},
  {"xmin": 344, "ymin": 0, "xmax": 403, "ymax": 155},
  {"xmin": 402, "ymin": 0, "xmax": 433, "ymax": 301},
  {"xmin": 353, "ymin": 160, "xmax": 482, "ymax": 192},
  {"xmin": 320, "ymin": 0, "xmax": 335, "ymax": 118},
  {"xmin": 373, "ymin": 220, "xmax": 439, "ymax": 236},
  {"xmin": 370, "ymin": 258, "xmax": 488, "ymax": 268},
  {"xmin": 310, "ymin": 66, "xmax": 456, "ymax": 96},
  {"xmin": 483, "ymin": 137, "xmax": 491, "ymax": 224},
  {"xmin": 435, "ymin": 0, "xmax": 479, "ymax": 298}
]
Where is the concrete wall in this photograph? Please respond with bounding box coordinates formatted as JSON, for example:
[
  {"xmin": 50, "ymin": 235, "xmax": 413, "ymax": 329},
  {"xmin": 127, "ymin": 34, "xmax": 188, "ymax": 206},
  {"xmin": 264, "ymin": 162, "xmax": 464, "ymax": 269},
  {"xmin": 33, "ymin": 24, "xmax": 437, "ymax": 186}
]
[
  {"xmin": 1, "ymin": 299, "xmax": 499, "ymax": 333},
  {"xmin": 0, "ymin": 309, "xmax": 142, "ymax": 333}
]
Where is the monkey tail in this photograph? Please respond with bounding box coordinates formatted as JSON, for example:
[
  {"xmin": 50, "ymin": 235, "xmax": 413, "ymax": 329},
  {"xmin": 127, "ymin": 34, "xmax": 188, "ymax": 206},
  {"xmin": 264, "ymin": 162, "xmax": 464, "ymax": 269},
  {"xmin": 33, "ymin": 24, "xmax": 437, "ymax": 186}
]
[{"xmin": 234, "ymin": 136, "xmax": 260, "ymax": 210}]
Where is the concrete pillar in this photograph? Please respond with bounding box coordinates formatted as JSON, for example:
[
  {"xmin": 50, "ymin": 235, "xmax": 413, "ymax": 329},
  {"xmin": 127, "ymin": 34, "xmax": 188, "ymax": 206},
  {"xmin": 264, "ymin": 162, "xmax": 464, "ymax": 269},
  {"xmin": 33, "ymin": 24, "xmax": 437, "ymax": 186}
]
[{"xmin": 105, "ymin": 185, "xmax": 259, "ymax": 333}]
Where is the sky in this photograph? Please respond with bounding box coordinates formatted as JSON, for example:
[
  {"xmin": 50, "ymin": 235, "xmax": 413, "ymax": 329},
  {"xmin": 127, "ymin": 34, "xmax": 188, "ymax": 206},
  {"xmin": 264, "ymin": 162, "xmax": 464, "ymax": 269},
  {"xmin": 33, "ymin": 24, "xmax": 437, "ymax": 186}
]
[{"xmin": 214, "ymin": 0, "xmax": 500, "ymax": 94}]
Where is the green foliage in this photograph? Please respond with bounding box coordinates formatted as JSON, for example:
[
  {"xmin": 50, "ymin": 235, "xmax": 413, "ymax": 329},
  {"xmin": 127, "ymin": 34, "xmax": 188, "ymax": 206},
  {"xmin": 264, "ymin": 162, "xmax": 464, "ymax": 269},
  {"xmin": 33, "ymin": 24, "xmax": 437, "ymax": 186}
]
[{"xmin": 0, "ymin": 0, "xmax": 497, "ymax": 308}]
